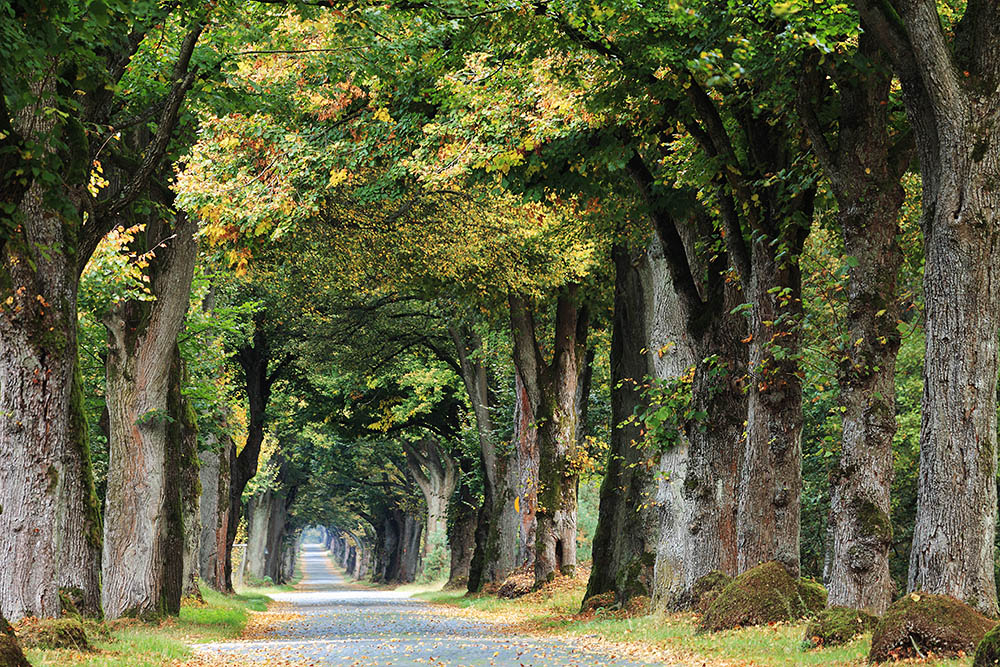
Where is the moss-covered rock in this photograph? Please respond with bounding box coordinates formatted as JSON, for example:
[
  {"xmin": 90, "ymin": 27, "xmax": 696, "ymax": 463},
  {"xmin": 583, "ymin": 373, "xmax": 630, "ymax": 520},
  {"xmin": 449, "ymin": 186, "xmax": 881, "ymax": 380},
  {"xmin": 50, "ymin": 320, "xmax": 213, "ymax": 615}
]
[
  {"xmin": 975, "ymin": 623, "xmax": 1000, "ymax": 666},
  {"xmin": 869, "ymin": 592, "xmax": 995, "ymax": 662},
  {"xmin": 0, "ymin": 615, "xmax": 30, "ymax": 667},
  {"xmin": 803, "ymin": 606, "xmax": 878, "ymax": 647},
  {"xmin": 697, "ymin": 562, "xmax": 827, "ymax": 632},
  {"xmin": 15, "ymin": 617, "xmax": 91, "ymax": 651},
  {"xmin": 690, "ymin": 571, "xmax": 732, "ymax": 612}
]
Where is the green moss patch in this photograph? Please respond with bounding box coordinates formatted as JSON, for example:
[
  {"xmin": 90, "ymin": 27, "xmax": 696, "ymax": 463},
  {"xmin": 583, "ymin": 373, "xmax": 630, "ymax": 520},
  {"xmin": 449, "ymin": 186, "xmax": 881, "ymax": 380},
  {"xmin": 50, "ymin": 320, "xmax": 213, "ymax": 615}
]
[
  {"xmin": 803, "ymin": 606, "xmax": 878, "ymax": 647},
  {"xmin": 869, "ymin": 592, "xmax": 995, "ymax": 662},
  {"xmin": 697, "ymin": 562, "xmax": 827, "ymax": 633},
  {"xmin": 0, "ymin": 614, "xmax": 30, "ymax": 667},
  {"xmin": 690, "ymin": 571, "xmax": 733, "ymax": 612},
  {"xmin": 975, "ymin": 622, "xmax": 1000, "ymax": 666},
  {"xmin": 15, "ymin": 617, "xmax": 91, "ymax": 651}
]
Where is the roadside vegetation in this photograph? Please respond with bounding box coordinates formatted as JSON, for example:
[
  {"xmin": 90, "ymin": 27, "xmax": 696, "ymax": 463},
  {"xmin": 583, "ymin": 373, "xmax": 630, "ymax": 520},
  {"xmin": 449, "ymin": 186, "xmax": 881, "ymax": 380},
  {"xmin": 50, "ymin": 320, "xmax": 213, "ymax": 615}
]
[
  {"xmin": 418, "ymin": 566, "xmax": 972, "ymax": 667},
  {"xmin": 20, "ymin": 588, "xmax": 270, "ymax": 667}
]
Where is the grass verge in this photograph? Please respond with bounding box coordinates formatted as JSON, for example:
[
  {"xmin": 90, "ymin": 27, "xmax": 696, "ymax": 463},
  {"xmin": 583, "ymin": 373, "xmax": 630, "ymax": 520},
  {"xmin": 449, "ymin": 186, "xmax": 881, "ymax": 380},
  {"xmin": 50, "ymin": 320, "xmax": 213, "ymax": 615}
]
[
  {"xmin": 416, "ymin": 570, "xmax": 973, "ymax": 667},
  {"xmin": 22, "ymin": 586, "xmax": 270, "ymax": 667}
]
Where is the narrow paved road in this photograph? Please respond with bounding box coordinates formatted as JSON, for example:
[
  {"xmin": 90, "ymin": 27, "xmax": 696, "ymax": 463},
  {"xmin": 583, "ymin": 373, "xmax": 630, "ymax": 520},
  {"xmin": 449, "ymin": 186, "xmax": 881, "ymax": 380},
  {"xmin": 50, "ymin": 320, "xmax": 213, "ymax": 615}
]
[{"xmin": 195, "ymin": 544, "xmax": 656, "ymax": 666}]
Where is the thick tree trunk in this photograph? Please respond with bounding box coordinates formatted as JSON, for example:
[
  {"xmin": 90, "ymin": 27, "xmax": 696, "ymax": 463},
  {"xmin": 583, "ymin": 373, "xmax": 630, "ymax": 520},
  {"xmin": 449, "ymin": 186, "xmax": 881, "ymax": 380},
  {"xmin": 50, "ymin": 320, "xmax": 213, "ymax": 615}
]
[
  {"xmin": 798, "ymin": 38, "xmax": 905, "ymax": 614},
  {"xmin": 160, "ymin": 348, "xmax": 187, "ymax": 615},
  {"xmin": 907, "ymin": 135, "xmax": 1000, "ymax": 614},
  {"xmin": 101, "ymin": 211, "xmax": 198, "ymax": 619},
  {"xmin": 509, "ymin": 289, "xmax": 588, "ymax": 585},
  {"xmin": 405, "ymin": 438, "xmax": 458, "ymax": 559},
  {"xmin": 482, "ymin": 373, "xmax": 538, "ymax": 584},
  {"xmin": 628, "ymin": 156, "xmax": 746, "ymax": 609},
  {"xmin": 0, "ymin": 185, "xmax": 102, "ymax": 621},
  {"xmin": 178, "ymin": 360, "xmax": 202, "ymax": 599},
  {"xmin": 738, "ymin": 225, "xmax": 808, "ymax": 577},
  {"xmin": 245, "ymin": 491, "xmax": 273, "ymax": 582},
  {"xmin": 854, "ymin": 0, "xmax": 1000, "ymax": 615},
  {"xmin": 223, "ymin": 327, "xmax": 289, "ymax": 592},
  {"xmin": 198, "ymin": 437, "xmax": 233, "ymax": 591},
  {"xmin": 586, "ymin": 244, "xmax": 660, "ymax": 604},
  {"xmin": 446, "ymin": 456, "xmax": 479, "ymax": 590}
]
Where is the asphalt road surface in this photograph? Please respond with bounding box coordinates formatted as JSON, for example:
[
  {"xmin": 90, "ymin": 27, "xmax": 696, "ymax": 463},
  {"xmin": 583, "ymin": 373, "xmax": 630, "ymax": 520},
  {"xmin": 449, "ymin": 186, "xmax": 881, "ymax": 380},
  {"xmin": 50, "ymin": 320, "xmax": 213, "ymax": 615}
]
[{"xmin": 194, "ymin": 544, "xmax": 656, "ymax": 666}]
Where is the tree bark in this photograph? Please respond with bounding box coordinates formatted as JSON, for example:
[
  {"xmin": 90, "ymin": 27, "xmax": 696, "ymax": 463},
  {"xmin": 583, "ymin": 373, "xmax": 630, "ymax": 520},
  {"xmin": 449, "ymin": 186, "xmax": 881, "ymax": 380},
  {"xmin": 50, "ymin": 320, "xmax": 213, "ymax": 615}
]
[
  {"xmin": 586, "ymin": 243, "xmax": 661, "ymax": 604},
  {"xmin": 628, "ymin": 158, "xmax": 746, "ymax": 607},
  {"xmin": 245, "ymin": 490, "xmax": 273, "ymax": 582},
  {"xmin": 738, "ymin": 222, "xmax": 808, "ymax": 576},
  {"xmin": 481, "ymin": 372, "xmax": 539, "ymax": 585},
  {"xmin": 199, "ymin": 435, "xmax": 233, "ymax": 590},
  {"xmin": 404, "ymin": 437, "xmax": 458, "ymax": 559},
  {"xmin": 798, "ymin": 33, "xmax": 907, "ymax": 613},
  {"xmin": 0, "ymin": 134, "xmax": 101, "ymax": 624},
  {"xmin": 855, "ymin": 0, "xmax": 1000, "ymax": 615},
  {"xmin": 446, "ymin": 455, "xmax": 479, "ymax": 590},
  {"xmin": 101, "ymin": 209, "xmax": 198, "ymax": 619},
  {"xmin": 177, "ymin": 356, "xmax": 202, "ymax": 599},
  {"xmin": 509, "ymin": 288, "xmax": 589, "ymax": 585},
  {"xmin": 224, "ymin": 326, "xmax": 291, "ymax": 592}
]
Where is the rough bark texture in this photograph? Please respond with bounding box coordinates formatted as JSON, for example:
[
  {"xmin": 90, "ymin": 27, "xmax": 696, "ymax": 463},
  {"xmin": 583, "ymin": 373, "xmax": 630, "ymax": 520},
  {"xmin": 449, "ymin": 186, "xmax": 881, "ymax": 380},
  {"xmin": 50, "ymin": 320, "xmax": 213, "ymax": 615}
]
[
  {"xmin": 509, "ymin": 289, "xmax": 589, "ymax": 585},
  {"xmin": 245, "ymin": 491, "xmax": 273, "ymax": 582},
  {"xmin": 481, "ymin": 373, "xmax": 539, "ymax": 585},
  {"xmin": 223, "ymin": 325, "xmax": 292, "ymax": 592},
  {"xmin": 799, "ymin": 33, "xmax": 906, "ymax": 614},
  {"xmin": 449, "ymin": 324, "xmax": 533, "ymax": 592},
  {"xmin": 177, "ymin": 360, "xmax": 201, "ymax": 599},
  {"xmin": 446, "ymin": 456, "xmax": 479, "ymax": 590},
  {"xmin": 404, "ymin": 437, "xmax": 458, "ymax": 558},
  {"xmin": 856, "ymin": 0, "xmax": 1000, "ymax": 615},
  {"xmin": 371, "ymin": 510, "xmax": 423, "ymax": 584},
  {"xmin": 628, "ymin": 159, "xmax": 747, "ymax": 608},
  {"xmin": 738, "ymin": 223, "xmax": 808, "ymax": 577},
  {"xmin": 198, "ymin": 436, "xmax": 233, "ymax": 591},
  {"xmin": 0, "ymin": 164, "xmax": 101, "ymax": 624},
  {"xmin": 636, "ymin": 240, "xmax": 694, "ymax": 609},
  {"xmin": 585, "ymin": 243, "xmax": 661, "ymax": 605},
  {"xmin": 101, "ymin": 210, "xmax": 198, "ymax": 619}
]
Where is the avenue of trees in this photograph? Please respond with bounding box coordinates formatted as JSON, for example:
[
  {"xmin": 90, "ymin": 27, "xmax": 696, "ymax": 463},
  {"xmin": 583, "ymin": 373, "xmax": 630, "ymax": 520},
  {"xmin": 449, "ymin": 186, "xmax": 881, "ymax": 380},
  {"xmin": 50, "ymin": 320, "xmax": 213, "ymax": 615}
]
[{"xmin": 2, "ymin": 0, "xmax": 1000, "ymax": 653}]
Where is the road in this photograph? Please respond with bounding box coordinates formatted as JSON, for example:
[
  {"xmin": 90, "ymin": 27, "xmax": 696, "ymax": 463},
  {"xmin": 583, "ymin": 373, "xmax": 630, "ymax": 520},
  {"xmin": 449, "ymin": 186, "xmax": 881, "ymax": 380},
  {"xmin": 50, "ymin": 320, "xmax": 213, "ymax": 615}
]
[{"xmin": 194, "ymin": 544, "xmax": 656, "ymax": 666}]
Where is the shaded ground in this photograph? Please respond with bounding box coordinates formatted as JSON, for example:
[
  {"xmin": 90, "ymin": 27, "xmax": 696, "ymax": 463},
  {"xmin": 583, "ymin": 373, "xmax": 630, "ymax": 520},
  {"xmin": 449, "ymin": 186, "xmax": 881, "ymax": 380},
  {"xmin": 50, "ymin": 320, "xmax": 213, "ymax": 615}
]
[{"xmin": 193, "ymin": 545, "xmax": 655, "ymax": 666}]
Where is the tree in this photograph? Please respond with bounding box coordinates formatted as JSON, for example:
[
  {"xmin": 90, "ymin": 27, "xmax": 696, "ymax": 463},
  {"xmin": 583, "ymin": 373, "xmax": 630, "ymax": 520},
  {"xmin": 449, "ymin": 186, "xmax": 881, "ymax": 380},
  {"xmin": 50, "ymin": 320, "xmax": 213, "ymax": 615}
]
[{"xmin": 851, "ymin": 0, "xmax": 1000, "ymax": 616}]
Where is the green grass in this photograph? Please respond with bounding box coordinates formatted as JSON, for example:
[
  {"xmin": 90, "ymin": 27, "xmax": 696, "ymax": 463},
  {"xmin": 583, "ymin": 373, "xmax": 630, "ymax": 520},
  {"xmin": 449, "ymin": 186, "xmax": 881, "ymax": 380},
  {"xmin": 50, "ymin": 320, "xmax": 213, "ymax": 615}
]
[
  {"xmin": 23, "ymin": 586, "xmax": 271, "ymax": 666},
  {"xmin": 417, "ymin": 589, "xmax": 974, "ymax": 666}
]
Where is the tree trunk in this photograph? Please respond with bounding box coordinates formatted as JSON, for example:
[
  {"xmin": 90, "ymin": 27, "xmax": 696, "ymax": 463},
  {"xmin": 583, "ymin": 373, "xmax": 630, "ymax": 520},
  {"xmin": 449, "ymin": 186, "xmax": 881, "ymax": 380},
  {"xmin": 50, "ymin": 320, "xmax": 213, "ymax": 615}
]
[
  {"xmin": 245, "ymin": 491, "xmax": 273, "ymax": 582},
  {"xmin": 586, "ymin": 243, "xmax": 661, "ymax": 604},
  {"xmin": 101, "ymin": 210, "xmax": 198, "ymax": 619},
  {"xmin": 224, "ymin": 326, "xmax": 290, "ymax": 592},
  {"xmin": 198, "ymin": 437, "xmax": 233, "ymax": 591},
  {"xmin": 798, "ymin": 36, "xmax": 905, "ymax": 614},
  {"xmin": 854, "ymin": 0, "xmax": 1000, "ymax": 615},
  {"xmin": 448, "ymin": 324, "xmax": 506, "ymax": 592},
  {"xmin": 160, "ymin": 348, "xmax": 187, "ymax": 615},
  {"xmin": 510, "ymin": 289, "xmax": 589, "ymax": 585},
  {"xmin": 405, "ymin": 437, "xmax": 458, "ymax": 560},
  {"xmin": 0, "ymin": 185, "xmax": 102, "ymax": 621},
  {"xmin": 738, "ymin": 222, "xmax": 809, "ymax": 577},
  {"xmin": 907, "ymin": 131, "xmax": 1000, "ymax": 614},
  {"xmin": 627, "ymin": 156, "xmax": 746, "ymax": 608},
  {"xmin": 482, "ymin": 372, "xmax": 539, "ymax": 584},
  {"xmin": 446, "ymin": 456, "xmax": 479, "ymax": 590},
  {"xmin": 398, "ymin": 512, "xmax": 424, "ymax": 583},
  {"xmin": 178, "ymin": 359, "xmax": 202, "ymax": 599}
]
